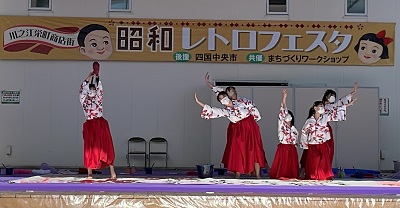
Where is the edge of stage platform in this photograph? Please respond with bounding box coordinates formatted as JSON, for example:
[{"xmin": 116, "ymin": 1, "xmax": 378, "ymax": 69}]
[{"xmin": 1, "ymin": 192, "xmax": 400, "ymax": 208}]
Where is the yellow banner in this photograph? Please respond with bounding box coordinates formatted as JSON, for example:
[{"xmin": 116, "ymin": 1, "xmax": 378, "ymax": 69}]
[{"xmin": 0, "ymin": 16, "xmax": 395, "ymax": 66}]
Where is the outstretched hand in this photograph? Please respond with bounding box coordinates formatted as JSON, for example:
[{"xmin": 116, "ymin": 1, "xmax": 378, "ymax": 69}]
[
  {"xmin": 351, "ymin": 82, "xmax": 358, "ymax": 96},
  {"xmin": 194, "ymin": 93, "xmax": 205, "ymax": 107},
  {"xmin": 282, "ymin": 88, "xmax": 287, "ymax": 98},
  {"xmin": 281, "ymin": 88, "xmax": 287, "ymax": 106},
  {"xmin": 205, "ymin": 72, "xmax": 214, "ymax": 89}
]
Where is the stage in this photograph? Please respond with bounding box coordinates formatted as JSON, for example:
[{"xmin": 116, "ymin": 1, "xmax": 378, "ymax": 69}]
[{"xmin": 0, "ymin": 170, "xmax": 400, "ymax": 208}]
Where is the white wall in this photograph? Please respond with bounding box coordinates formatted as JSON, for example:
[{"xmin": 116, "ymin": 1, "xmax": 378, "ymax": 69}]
[{"xmin": 0, "ymin": 0, "xmax": 398, "ymax": 170}]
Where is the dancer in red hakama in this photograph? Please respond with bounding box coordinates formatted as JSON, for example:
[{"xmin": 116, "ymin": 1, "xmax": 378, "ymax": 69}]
[
  {"xmin": 195, "ymin": 92, "xmax": 266, "ymax": 179},
  {"xmin": 79, "ymin": 62, "xmax": 116, "ymax": 179},
  {"xmin": 270, "ymin": 89, "xmax": 299, "ymax": 180}
]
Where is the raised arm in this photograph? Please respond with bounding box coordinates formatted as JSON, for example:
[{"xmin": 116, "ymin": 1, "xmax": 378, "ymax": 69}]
[
  {"xmin": 95, "ymin": 79, "xmax": 103, "ymax": 105},
  {"xmin": 332, "ymin": 82, "xmax": 358, "ymax": 108},
  {"xmin": 195, "ymin": 93, "xmax": 228, "ymax": 119},
  {"xmin": 279, "ymin": 89, "xmax": 288, "ymax": 121},
  {"xmin": 201, "ymin": 105, "xmax": 229, "ymax": 120},
  {"xmin": 205, "ymin": 72, "xmax": 214, "ymax": 89},
  {"xmin": 79, "ymin": 72, "xmax": 94, "ymax": 105},
  {"xmin": 205, "ymin": 72, "xmax": 224, "ymax": 96},
  {"xmin": 351, "ymin": 82, "xmax": 358, "ymax": 97},
  {"xmin": 194, "ymin": 93, "xmax": 205, "ymax": 108}
]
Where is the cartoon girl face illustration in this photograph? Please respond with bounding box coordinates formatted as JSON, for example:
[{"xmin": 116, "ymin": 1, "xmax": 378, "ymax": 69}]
[
  {"xmin": 357, "ymin": 40, "xmax": 383, "ymax": 64},
  {"xmin": 354, "ymin": 30, "xmax": 393, "ymax": 65},
  {"xmin": 77, "ymin": 24, "xmax": 113, "ymax": 60}
]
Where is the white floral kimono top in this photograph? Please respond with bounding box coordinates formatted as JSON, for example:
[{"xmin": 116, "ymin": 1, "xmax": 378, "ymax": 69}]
[
  {"xmin": 299, "ymin": 105, "xmax": 347, "ymax": 149},
  {"xmin": 79, "ymin": 80, "xmax": 103, "ymax": 120}
]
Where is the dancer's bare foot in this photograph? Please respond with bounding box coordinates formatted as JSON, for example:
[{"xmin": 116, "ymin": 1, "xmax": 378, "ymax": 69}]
[
  {"xmin": 254, "ymin": 163, "xmax": 261, "ymax": 179},
  {"xmin": 247, "ymin": 171, "xmax": 255, "ymax": 176},
  {"xmin": 109, "ymin": 165, "xmax": 117, "ymax": 180},
  {"xmin": 234, "ymin": 172, "xmax": 240, "ymax": 179},
  {"xmin": 255, "ymin": 171, "xmax": 261, "ymax": 179},
  {"xmin": 87, "ymin": 168, "xmax": 93, "ymax": 179}
]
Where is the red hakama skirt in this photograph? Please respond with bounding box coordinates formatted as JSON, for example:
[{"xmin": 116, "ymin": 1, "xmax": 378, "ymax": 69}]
[
  {"xmin": 305, "ymin": 141, "xmax": 333, "ymax": 180},
  {"xmin": 82, "ymin": 117, "xmax": 115, "ymax": 169},
  {"xmin": 300, "ymin": 149, "xmax": 308, "ymax": 169},
  {"xmin": 221, "ymin": 116, "xmax": 266, "ymax": 174},
  {"xmin": 269, "ymin": 143, "xmax": 299, "ymax": 179},
  {"xmin": 327, "ymin": 123, "xmax": 334, "ymax": 166}
]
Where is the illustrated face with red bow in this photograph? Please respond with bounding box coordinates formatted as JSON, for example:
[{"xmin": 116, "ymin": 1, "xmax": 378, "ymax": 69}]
[{"xmin": 354, "ymin": 30, "xmax": 393, "ymax": 65}]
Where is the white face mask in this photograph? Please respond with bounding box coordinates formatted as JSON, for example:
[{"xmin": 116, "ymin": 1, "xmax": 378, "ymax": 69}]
[
  {"xmin": 317, "ymin": 107, "xmax": 325, "ymax": 114},
  {"xmin": 220, "ymin": 97, "xmax": 230, "ymax": 105},
  {"xmin": 328, "ymin": 96, "xmax": 336, "ymax": 103},
  {"xmin": 88, "ymin": 90, "xmax": 96, "ymax": 98},
  {"xmin": 284, "ymin": 114, "xmax": 292, "ymax": 122}
]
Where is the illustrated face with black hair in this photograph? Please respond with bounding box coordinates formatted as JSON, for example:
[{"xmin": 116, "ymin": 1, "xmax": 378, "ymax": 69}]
[
  {"xmin": 354, "ymin": 31, "xmax": 393, "ymax": 65},
  {"xmin": 357, "ymin": 40, "xmax": 383, "ymax": 64},
  {"xmin": 78, "ymin": 24, "xmax": 113, "ymax": 60}
]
